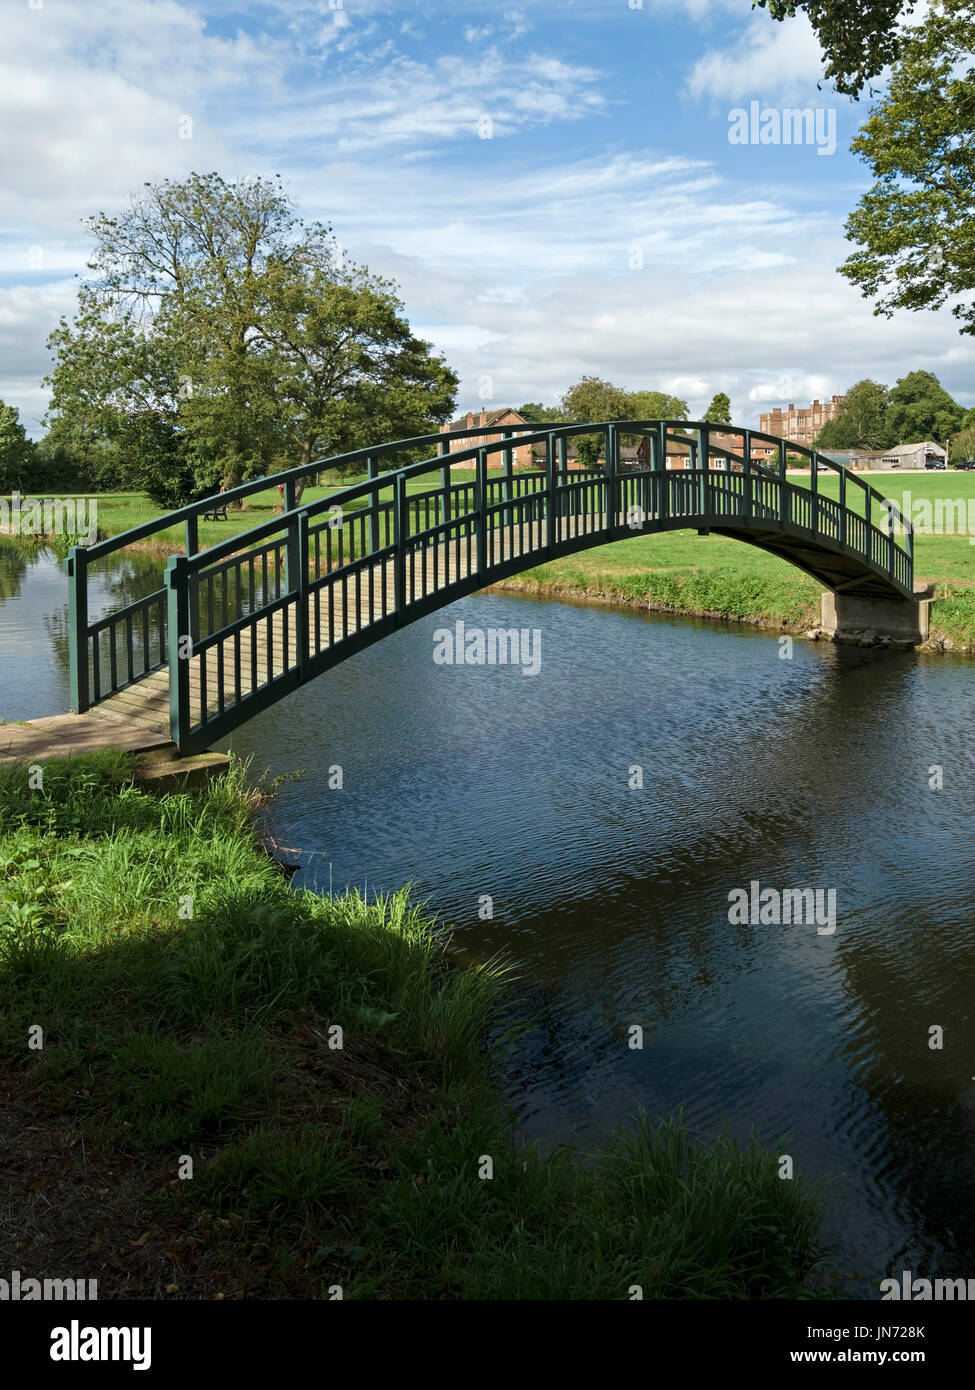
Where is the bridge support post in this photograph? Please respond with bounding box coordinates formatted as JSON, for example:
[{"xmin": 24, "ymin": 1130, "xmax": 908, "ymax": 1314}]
[
  {"xmin": 545, "ymin": 433, "xmax": 556, "ymax": 554},
  {"xmin": 184, "ymin": 515, "xmax": 200, "ymax": 646},
  {"xmin": 888, "ymin": 507, "xmax": 897, "ymax": 583},
  {"xmin": 502, "ymin": 431, "xmax": 513, "ymax": 531},
  {"xmin": 839, "ymin": 469, "xmax": 847, "ymax": 548},
  {"xmin": 604, "ymin": 424, "xmax": 617, "ymax": 534},
  {"xmin": 296, "ymin": 511, "xmax": 309, "ymax": 680},
  {"xmin": 657, "ymin": 421, "xmax": 668, "ymax": 522},
  {"xmin": 778, "ymin": 440, "xmax": 788, "ymax": 525},
  {"xmin": 282, "ymin": 480, "xmax": 297, "ymax": 589},
  {"xmin": 67, "ymin": 545, "xmax": 90, "ymax": 714},
  {"xmin": 438, "ymin": 439, "xmax": 450, "ymax": 532},
  {"xmin": 367, "ymin": 456, "xmax": 381, "ymax": 553},
  {"xmin": 393, "ymin": 472, "xmax": 407, "ymax": 619},
  {"xmin": 475, "ymin": 446, "xmax": 488, "ymax": 579},
  {"xmin": 166, "ymin": 555, "xmax": 191, "ymax": 752},
  {"xmin": 819, "ymin": 590, "xmax": 932, "ymax": 647}
]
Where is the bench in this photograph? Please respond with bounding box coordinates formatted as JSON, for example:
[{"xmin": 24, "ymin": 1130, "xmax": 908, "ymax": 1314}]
[{"xmin": 202, "ymin": 501, "xmax": 228, "ymax": 521}]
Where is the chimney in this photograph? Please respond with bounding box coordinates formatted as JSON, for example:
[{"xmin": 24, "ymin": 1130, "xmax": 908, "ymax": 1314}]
[
  {"xmin": 466, "ymin": 411, "xmax": 474, "ymax": 430},
  {"xmin": 479, "ymin": 409, "xmax": 487, "ymax": 427}
]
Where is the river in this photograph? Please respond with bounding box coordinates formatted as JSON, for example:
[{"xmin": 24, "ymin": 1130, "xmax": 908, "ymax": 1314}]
[{"xmin": 3, "ymin": 536, "xmax": 974, "ymax": 1294}]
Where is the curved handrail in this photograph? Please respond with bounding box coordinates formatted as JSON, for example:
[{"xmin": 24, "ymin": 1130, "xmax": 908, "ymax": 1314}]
[{"xmin": 80, "ymin": 416, "xmax": 909, "ymax": 571}]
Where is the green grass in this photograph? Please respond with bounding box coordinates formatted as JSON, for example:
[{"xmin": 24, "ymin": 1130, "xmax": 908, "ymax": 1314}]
[{"xmin": 0, "ymin": 752, "xmax": 835, "ymax": 1299}]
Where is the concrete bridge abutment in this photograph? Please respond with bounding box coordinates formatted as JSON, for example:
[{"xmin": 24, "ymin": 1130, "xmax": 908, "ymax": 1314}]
[{"xmin": 819, "ymin": 590, "xmax": 933, "ymax": 648}]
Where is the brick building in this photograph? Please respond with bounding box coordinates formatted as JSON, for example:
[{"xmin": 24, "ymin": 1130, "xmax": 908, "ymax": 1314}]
[
  {"xmin": 440, "ymin": 408, "xmax": 535, "ymax": 468},
  {"xmin": 759, "ymin": 396, "xmax": 844, "ymax": 446}
]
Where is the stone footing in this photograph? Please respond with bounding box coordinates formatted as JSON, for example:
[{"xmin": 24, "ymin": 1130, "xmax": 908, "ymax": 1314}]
[
  {"xmin": 132, "ymin": 747, "xmax": 230, "ymax": 793},
  {"xmin": 815, "ymin": 591, "xmax": 932, "ymax": 648}
]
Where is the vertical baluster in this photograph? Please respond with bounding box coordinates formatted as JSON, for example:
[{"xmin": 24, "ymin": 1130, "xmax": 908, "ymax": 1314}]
[{"xmin": 67, "ymin": 546, "xmax": 90, "ymax": 713}]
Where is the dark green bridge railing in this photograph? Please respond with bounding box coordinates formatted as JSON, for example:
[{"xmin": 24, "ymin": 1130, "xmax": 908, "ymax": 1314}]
[{"xmin": 67, "ymin": 419, "xmax": 913, "ymax": 753}]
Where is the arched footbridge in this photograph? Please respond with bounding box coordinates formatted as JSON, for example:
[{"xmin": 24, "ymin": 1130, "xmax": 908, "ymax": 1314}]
[{"xmin": 67, "ymin": 420, "xmax": 915, "ymax": 755}]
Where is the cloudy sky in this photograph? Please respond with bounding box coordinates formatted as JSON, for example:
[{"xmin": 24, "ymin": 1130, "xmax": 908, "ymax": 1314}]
[{"xmin": 2, "ymin": 0, "xmax": 972, "ymax": 436}]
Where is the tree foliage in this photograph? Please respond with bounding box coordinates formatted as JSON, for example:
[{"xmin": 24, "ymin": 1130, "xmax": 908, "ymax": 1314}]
[
  {"xmin": 0, "ymin": 400, "xmax": 35, "ymax": 492},
  {"xmin": 838, "ymin": 0, "xmax": 975, "ymax": 336},
  {"xmin": 703, "ymin": 392, "xmax": 733, "ymax": 425},
  {"xmin": 517, "ymin": 401, "xmax": 563, "ymax": 424},
  {"xmin": 886, "ymin": 369, "xmax": 966, "ymax": 443},
  {"xmin": 557, "ymin": 377, "xmax": 689, "ymax": 466},
  {"xmin": 45, "ymin": 173, "xmax": 458, "ymax": 505},
  {"xmin": 755, "ymin": 0, "xmax": 912, "ymax": 97},
  {"xmin": 815, "ymin": 371, "xmax": 965, "ymax": 451},
  {"xmin": 815, "ymin": 379, "xmax": 892, "ymax": 450}
]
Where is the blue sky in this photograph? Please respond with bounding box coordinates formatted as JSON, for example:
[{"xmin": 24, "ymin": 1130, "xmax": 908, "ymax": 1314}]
[{"xmin": 2, "ymin": 0, "xmax": 972, "ymax": 436}]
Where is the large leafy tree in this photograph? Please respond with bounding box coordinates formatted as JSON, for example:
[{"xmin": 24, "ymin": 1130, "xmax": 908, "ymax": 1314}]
[
  {"xmin": 0, "ymin": 399, "xmax": 36, "ymax": 492},
  {"xmin": 886, "ymin": 369, "xmax": 965, "ymax": 444},
  {"xmin": 836, "ymin": 0, "xmax": 975, "ymax": 336},
  {"xmin": 46, "ymin": 173, "xmax": 457, "ymax": 505},
  {"xmin": 815, "ymin": 379, "xmax": 892, "ymax": 450}
]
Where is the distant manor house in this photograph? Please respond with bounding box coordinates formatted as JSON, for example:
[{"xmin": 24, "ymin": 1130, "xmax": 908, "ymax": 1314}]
[
  {"xmin": 440, "ymin": 408, "xmax": 535, "ymax": 468},
  {"xmin": 760, "ymin": 396, "xmax": 845, "ymax": 447}
]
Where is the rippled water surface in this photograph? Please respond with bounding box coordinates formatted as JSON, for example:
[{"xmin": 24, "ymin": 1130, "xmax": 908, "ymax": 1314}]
[{"xmin": 3, "ymin": 539, "xmax": 975, "ymax": 1293}]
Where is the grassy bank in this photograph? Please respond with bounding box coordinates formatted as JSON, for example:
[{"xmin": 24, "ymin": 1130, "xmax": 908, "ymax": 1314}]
[{"xmin": 0, "ymin": 753, "xmax": 833, "ymax": 1299}]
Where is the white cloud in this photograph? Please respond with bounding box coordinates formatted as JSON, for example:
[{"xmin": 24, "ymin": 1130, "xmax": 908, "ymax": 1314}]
[{"xmin": 687, "ymin": 14, "xmax": 831, "ymax": 103}]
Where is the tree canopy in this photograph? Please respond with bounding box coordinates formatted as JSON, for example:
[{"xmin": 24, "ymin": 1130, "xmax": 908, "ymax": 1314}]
[
  {"xmin": 815, "ymin": 371, "xmax": 965, "ymax": 450},
  {"xmin": 558, "ymin": 377, "xmax": 688, "ymax": 424},
  {"xmin": 886, "ymin": 369, "xmax": 966, "ymax": 443},
  {"xmin": 0, "ymin": 399, "xmax": 35, "ymax": 493},
  {"xmin": 517, "ymin": 401, "xmax": 563, "ymax": 424},
  {"xmin": 45, "ymin": 173, "xmax": 458, "ymax": 506},
  {"xmin": 838, "ymin": 0, "xmax": 975, "ymax": 336},
  {"xmin": 755, "ymin": 0, "xmax": 913, "ymax": 97},
  {"xmin": 703, "ymin": 392, "xmax": 733, "ymax": 426},
  {"xmin": 815, "ymin": 379, "xmax": 892, "ymax": 450},
  {"xmin": 557, "ymin": 377, "xmax": 689, "ymax": 466}
]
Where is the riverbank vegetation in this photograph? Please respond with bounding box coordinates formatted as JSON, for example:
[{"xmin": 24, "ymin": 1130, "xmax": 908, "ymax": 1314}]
[{"xmin": 0, "ymin": 752, "xmax": 833, "ymax": 1299}]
